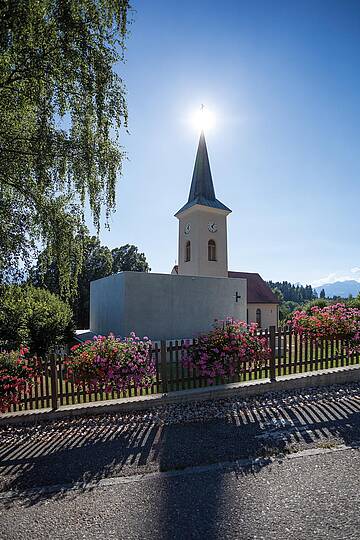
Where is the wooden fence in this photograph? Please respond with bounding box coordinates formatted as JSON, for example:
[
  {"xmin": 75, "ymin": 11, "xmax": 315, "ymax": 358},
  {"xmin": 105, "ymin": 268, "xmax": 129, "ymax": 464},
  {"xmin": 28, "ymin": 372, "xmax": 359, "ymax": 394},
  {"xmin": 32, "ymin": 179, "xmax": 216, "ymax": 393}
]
[{"xmin": 5, "ymin": 327, "xmax": 360, "ymax": 413}]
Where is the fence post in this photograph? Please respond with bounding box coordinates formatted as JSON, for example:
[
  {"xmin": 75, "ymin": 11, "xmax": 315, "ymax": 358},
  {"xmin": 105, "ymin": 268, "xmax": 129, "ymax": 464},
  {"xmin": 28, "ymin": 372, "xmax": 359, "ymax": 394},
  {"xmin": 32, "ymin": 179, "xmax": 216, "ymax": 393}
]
[
  {"xmin": 160, "ymin": 340, "xmax": 168, "ymax": 394},
  {"xmin": 269, "ymin": 326, "xmax": 276, "ymax": 382},
  {"xmin": 50, "ymin": 353, "xmax": 59, "ymax": 410}
]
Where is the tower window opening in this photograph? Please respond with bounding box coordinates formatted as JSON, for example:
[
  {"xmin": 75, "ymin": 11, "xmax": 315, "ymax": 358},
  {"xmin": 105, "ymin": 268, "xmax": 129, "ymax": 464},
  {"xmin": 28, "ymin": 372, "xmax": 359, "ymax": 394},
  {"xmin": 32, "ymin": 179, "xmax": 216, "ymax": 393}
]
[
  {"xmin": 208, "ymin": 239, "xmax": 216, "ymax": 261},
  {"xmin": 185, "ymin": 240, "xmax": 191, "ymax": 262},
  {"xmin": 256, "ymin": 308, "xmax": 262, "ymax": 328}
]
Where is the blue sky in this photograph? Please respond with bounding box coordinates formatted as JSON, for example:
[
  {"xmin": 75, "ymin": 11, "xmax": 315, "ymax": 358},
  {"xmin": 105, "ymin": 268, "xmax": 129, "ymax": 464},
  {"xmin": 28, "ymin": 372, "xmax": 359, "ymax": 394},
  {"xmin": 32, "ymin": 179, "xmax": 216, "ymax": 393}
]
[{"xmin": 94, "ymin": 0, "xmax": 360, "ymax": 286}]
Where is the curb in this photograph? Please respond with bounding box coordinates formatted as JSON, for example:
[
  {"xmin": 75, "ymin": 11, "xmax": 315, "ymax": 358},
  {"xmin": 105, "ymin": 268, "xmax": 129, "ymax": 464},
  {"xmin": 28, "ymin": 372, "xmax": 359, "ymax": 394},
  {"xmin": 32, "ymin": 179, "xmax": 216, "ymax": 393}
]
[{"xmin": 1, "ymin": 364, "xmax": 359, "ymax": 427}]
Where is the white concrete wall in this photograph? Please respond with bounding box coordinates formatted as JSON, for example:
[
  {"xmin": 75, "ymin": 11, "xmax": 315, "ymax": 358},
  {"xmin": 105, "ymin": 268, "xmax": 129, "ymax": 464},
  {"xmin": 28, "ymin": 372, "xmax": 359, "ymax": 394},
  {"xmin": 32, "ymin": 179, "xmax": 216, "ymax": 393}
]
[
  {"xmin": 177, "ymin": 205, "xmax": 230, "ymax": 277},
  {"xmin": 247, "ymin": 303, "xmax": 278, "ymax": 329},
  {"xmin": 90, "ymin": 271, "xmax": 247, "ymax": 340}
]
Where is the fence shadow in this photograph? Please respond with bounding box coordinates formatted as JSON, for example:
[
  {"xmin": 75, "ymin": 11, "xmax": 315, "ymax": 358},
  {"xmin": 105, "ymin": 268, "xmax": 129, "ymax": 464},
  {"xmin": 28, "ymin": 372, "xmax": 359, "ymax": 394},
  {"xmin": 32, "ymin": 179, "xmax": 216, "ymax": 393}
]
[
  {"xmin": 1, "ymin": 389, "xmax": 359, "ymax": 513},
  {"xmin": 0, "ymin": 417, "xmax": 161, "ymax": 505}
]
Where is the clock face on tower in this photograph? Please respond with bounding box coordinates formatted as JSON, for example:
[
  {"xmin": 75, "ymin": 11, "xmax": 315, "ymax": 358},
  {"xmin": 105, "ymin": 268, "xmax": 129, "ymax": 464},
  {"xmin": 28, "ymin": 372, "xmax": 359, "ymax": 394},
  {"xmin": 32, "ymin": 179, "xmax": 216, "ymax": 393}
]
[
  {"xmin": 184, "ymin": 223, "xmax": 191, "ymax": 235},
  {"xmin": 208, "ymin": 222, "xmax": 217, "ymax": 233}
]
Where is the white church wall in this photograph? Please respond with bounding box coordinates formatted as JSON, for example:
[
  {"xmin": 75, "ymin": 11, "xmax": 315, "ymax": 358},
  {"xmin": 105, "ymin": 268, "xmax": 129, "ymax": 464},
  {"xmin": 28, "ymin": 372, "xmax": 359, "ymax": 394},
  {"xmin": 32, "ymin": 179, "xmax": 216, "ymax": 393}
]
[
  {"xmin": 90, "ymin": 271, "xmax": 246, "ymax": 341},
  {"xmin": 247, "ymin": 303, "xmax": 278, "ymax": 329}
]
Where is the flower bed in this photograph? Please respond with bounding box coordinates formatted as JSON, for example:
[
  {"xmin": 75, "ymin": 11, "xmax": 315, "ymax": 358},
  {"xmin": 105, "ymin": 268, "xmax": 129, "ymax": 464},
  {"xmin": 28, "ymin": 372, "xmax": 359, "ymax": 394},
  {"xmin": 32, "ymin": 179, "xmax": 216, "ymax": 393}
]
[
  {"xmin": 183, "ymin": 318, "xmax": 271, "ymax": 383},
  {"xmin": 290, "ymin": 303, "xmax": 360, "ymax": 352},
  {"xmin": 0, "ymin": 348, "xmax": 35, "ymax": 413},
  {"xmin": 66, "ymin": 333, "xmax": 154, "ymax": 394}
]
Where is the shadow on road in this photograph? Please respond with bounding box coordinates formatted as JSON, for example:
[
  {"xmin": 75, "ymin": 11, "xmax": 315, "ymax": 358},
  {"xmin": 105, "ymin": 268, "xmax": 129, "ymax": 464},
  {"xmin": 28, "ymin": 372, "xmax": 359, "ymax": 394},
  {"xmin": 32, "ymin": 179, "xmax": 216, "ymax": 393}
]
[{"xmin": 0, "ymin": 390, "xmax": 359, "ymax": 510}]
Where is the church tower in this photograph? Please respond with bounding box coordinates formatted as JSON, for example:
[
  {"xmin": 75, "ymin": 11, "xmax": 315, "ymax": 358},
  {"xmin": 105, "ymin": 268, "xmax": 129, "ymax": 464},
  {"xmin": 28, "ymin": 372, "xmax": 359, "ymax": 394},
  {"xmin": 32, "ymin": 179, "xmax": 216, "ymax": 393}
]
[{"xmin": 175, "ymin": 131, "xmax": 231, "ymax": 277}]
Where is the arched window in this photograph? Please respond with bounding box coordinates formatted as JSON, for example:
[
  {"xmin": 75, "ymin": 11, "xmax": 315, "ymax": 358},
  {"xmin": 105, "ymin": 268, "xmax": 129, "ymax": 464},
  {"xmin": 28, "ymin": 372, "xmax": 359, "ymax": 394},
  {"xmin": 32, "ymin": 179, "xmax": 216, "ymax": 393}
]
[
  {"xmin": 208, "ymin": 239, "xmax": 216, "ymax": 261},
  {"xmin": 256, "ymin": 308, "xmax": 262, "ymax": 327},
  {"xmin": 185, "ymin": 240, "xmax": 191, "ymax": 262}
]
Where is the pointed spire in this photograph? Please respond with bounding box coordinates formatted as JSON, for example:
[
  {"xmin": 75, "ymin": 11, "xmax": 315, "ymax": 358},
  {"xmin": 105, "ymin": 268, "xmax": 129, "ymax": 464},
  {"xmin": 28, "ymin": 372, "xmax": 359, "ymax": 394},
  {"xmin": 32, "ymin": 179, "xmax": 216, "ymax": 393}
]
[
  {"xmin": 175, "ymin": 131, "xmax": 231, "ymax": 216},
  {"xmin": 188, "ymin": 131, "xmax": 216, "ymax": 202}
]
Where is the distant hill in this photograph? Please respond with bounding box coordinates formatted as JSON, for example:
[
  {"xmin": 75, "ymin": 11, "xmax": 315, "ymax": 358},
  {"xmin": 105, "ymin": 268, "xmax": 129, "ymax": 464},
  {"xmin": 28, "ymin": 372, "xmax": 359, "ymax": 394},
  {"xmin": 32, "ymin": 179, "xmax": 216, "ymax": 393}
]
[{"xmin": 315, "ymin": 280, "xmax": 360, "ymax": 298}]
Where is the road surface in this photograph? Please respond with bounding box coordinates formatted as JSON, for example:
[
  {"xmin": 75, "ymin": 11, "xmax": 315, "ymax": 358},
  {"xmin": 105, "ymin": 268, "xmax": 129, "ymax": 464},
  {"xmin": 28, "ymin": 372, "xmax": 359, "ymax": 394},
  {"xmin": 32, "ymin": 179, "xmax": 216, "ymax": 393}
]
[{"xmin": 0, "ymin": 448, "xmax": 359, "ymax": 540}]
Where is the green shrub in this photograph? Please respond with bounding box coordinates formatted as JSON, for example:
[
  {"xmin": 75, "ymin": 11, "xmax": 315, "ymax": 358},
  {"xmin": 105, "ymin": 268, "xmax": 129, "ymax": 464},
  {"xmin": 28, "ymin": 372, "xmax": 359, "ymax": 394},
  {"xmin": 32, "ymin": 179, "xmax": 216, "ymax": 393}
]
[
  {"xmin": 348, "ymin": 294, "xmax": 360, "ymax": 309},
  {"xmin": 0, "ymin": 285, "xmax": 74, "ymax": 354},
  {"xmin": 302, "ymin": 298, "xmax": 330, "ymax": 314}
]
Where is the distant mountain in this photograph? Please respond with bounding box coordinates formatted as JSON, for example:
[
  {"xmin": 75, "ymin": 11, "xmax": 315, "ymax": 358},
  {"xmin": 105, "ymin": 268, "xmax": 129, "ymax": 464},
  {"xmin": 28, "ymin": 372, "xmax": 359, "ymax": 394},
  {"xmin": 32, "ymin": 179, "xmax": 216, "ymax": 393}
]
[{"xmin": 315, "ymin": 280, "xmax": 360, "ymax": 298}]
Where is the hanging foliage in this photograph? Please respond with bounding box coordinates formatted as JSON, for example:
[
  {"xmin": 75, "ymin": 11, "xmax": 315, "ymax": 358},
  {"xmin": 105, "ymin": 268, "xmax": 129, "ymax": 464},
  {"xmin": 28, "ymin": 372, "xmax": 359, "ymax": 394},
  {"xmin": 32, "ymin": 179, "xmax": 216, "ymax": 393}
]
[
  {"xmin": 66, "ymin": 334, "xmax": 154, "ymax": 394},
  {"xmin": 183, "ymin": 319, "xmax": 271, "ymax": 383},
  {"xmin": 0, "ymin": 348, "xmax": 36, "ymax": 413},
  {"xmin": 0, "ymin": 0, "xmax": 131, "ymax": 295}
]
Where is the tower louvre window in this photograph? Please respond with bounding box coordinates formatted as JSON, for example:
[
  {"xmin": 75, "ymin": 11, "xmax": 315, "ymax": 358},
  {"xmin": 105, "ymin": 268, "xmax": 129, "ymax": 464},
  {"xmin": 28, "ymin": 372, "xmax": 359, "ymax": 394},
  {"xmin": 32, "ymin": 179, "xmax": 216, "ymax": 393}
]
[
  {"xmin": 185, "ymin": 240, "xmax": 191, "ymax": 262},
  {"xmin": 208, "ymin": 239, "xmax": 216, "ymax": 261}
]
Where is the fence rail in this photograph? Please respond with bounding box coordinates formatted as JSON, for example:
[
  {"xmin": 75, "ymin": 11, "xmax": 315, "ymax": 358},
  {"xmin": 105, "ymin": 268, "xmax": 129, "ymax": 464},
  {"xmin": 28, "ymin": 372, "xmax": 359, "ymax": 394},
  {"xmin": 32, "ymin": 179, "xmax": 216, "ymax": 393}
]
[{"xmin": 5, "ymin": 327, "xmax": 360, "ymax": 413}]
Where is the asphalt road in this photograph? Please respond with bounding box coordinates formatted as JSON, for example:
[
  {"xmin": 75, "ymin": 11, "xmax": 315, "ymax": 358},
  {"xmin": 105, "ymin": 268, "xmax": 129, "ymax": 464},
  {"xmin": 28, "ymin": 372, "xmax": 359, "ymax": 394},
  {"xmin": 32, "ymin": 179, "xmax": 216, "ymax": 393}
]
[
  {"xmin": 1, "ymin": 384, "xmax": 359, "ymax": 539},
  {"xmin": 1, "ymin": 448, "xmax": 359, "ymax": 540}
]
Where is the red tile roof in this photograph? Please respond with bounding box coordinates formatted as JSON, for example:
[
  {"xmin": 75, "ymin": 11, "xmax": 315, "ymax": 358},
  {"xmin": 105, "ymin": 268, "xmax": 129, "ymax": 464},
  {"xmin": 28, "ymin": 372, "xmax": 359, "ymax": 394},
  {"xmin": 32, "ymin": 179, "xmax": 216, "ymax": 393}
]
[{"xmin": 228, "ymin": 271, "xmax": 279, "ymax": 304}]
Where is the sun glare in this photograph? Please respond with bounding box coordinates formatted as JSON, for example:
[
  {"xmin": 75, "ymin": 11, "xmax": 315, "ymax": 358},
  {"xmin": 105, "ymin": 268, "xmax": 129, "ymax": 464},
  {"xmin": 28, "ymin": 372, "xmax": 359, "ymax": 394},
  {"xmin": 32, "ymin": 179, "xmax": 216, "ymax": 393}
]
[{"xmin": 191, "ymin": 105, "xmax": 215, "ymax": 132}]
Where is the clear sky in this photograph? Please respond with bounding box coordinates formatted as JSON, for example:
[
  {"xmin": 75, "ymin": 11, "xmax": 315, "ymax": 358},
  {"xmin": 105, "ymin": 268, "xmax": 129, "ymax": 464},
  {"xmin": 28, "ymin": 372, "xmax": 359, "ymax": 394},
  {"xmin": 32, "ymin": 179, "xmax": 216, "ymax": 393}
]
[{"xmin": 95, "ymin": 0, "xmax": 360, "ymax": 287}]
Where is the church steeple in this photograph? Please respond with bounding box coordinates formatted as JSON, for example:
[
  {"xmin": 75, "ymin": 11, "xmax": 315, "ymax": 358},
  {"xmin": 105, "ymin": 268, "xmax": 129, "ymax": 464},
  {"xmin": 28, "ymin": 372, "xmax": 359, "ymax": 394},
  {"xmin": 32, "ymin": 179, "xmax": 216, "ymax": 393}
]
[
  {"xmin": 175, "ymin": 131, "xmax": 231, "ymax": 216},
  {"xmin": 175, "ymin": 130, "xmax": 231, "ymax": 278}
]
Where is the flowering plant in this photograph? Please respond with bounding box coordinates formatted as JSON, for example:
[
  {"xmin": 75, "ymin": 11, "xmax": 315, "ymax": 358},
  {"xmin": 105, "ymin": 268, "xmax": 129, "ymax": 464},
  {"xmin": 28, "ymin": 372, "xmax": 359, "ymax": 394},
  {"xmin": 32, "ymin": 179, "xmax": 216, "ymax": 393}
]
[
  {"xmin": 289, "ymin": 303, "xmax": 360, "ymax": 351},
  {"xmin": 183, "ymin": 318, "xmax": 271, "ymax": 383},
  {"xmin": 66, "ymin": 333, "xmax": 154, "ymax": 393},
  {"xmin": 0, "ymin": 348, "xmax": 35, "ymax": 413}
]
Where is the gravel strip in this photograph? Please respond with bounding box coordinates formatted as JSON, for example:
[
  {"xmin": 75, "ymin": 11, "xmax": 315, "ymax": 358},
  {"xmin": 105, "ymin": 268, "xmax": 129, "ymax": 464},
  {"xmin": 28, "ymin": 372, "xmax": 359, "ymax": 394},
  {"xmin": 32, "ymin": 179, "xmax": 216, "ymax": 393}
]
[{"xmin": 1, "ymin": 381, "xmax": 359, "ymax": 444}]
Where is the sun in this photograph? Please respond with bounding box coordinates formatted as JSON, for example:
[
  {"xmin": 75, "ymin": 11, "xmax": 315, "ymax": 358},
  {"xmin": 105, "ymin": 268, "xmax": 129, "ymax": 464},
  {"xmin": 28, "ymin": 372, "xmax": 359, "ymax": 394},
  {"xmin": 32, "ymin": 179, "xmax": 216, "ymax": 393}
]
[{"xmin": 191, "ymin": 105, "xmax": 215, "ymax": 131}]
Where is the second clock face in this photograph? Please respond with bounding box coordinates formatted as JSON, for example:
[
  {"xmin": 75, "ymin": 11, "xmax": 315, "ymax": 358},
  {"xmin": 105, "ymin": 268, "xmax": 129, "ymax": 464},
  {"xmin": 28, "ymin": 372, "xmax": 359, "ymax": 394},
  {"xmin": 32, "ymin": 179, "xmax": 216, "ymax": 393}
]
[
  {"xmin": 184, "ymin": 223, "xmax": 191, "ymax": 234},
  {"xmin": 208, "ymin": 222, "xmax": 217, "ymax": 233}
]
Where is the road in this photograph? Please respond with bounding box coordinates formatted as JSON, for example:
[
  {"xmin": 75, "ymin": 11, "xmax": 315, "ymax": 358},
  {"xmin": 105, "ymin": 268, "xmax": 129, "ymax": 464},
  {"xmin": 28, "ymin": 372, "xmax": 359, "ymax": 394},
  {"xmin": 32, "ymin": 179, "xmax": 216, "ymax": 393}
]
[
  {"xmin": 0, "ymin": 383, "xmax": 359, "ymax": 539},
  {"xmin": 0, "ymin": 448, "xmax": 359, "ymax": 540}
]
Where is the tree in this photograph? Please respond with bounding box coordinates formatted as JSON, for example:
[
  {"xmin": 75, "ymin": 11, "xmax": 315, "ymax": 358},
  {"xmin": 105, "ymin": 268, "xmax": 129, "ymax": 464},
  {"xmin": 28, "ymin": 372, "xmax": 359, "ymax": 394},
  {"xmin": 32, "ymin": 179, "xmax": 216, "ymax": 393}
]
[
  {"xmin": 0, "ymin": 285, "xmax": 73, "ymax": 354},
  {"xmin": 267, "ymin": 280, "xmax": 317, "ymax": 304},
  {"xmin": 74, "ymin": 237, "xmax": 113, "ymax": 328},
  {"xmin": 75, "ymin": 242, "xmax": 149, "ymax": 328},
  {"xmin": 302, "ymin": 298, "xmax": 330, "ymax": 313},
  {"xmin": 320, "ymin": 289, "xmax": 326, "ymax": 299},
  {"xmin": 0, "ymin": 190, "xmax": 37, "ymax": 282},
  {"xmin": 271, "ymin": 287, "xmax": 284, "ymax": 303},
  {"xmin": 0, "ymin": 1, "xmax": 131, "ymax": 295},
  {"xmin": 112, "ymin": 245, "xmax": 151, "ymax": 273},
  {"xmin": 31, "ymin": 234, "xmax": 113, "ymax": 328},
  {"xmin": 278, "ymin": 301, "xmax": 301, "ymax": 325},
  {"xmin": 348, "ymin": 293, "xmax": 360, "ymax": 309}
]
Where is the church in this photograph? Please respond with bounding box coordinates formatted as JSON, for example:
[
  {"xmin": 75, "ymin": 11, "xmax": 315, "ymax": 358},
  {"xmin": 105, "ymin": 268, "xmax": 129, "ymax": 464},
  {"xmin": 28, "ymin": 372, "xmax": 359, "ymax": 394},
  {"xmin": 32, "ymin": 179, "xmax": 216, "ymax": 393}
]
[
  {"xmin": 171, "ymin": 131, "xmax": 279, "ymax": 329},
  {"xmin": 89, "ymin": 132, "xmax": 278, "ymax": 341}
]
